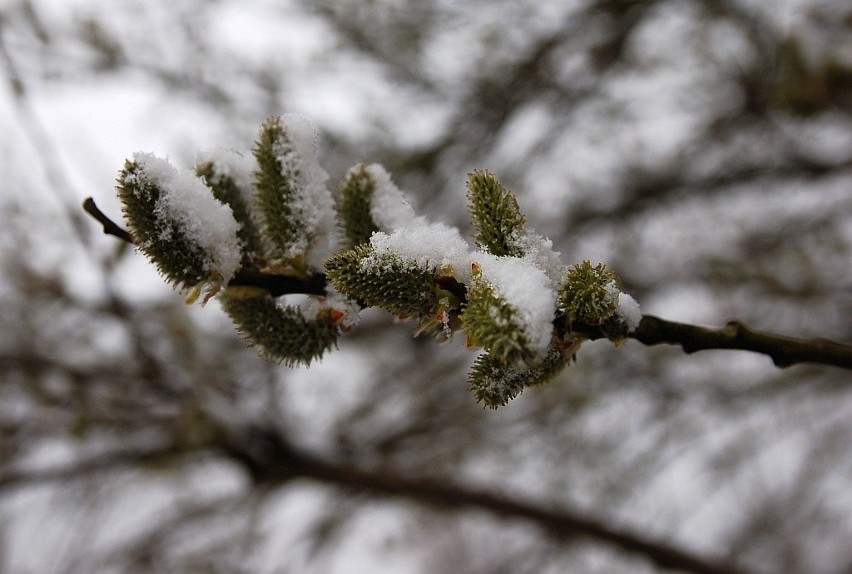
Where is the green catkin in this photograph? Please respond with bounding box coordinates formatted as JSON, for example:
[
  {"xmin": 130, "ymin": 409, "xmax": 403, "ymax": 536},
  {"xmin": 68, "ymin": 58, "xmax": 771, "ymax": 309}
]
[
  {"xmin": 324, "ymin": 245, "xmax": 440, "ymax": 319},
  {"xmin": 461, "ymin": 276, "xmax": 535, "ymax": 364},
  {"xmin": 468, "ymin": 344, "xmax": 569, "ymax": 408},
  {"xmin": 558, "ymin": 260, "xmax": 618, "ymax": 324},
  {"xmin": 252, "ymin": 116, "xmax": 309, "ymax": 262},
  {"xmin": 117, "ymin": 160, "xmax": 211, "ymax": 289},
  {"xmin": 337, "ymin": 163, "xmax": 380, "ymax": 249},
  {"xmin": 196, "ymin": 161, "xmax": 263, "ymax": 265},
  {"xmin": 466, "ymin": 170, "xmax": 526, "ymax": 257},
  {"xmin": 219, "ymin": 291, "xmax": 339, "ymax": 366}
]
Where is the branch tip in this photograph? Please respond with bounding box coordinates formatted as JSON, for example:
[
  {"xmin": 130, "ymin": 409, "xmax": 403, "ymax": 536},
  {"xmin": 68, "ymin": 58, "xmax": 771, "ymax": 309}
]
[{"xmin": 82, "ymin": 197, "xmax": 135, "ymax": 244}]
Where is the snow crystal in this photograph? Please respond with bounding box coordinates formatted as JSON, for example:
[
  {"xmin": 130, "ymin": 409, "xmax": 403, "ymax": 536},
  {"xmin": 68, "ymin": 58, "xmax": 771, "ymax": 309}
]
[
  {"xmin": 473, "ymin": 253, "xmax": 557, "ymax": 358},
  {"xmin": 131, "ymin": 152, "xmax": 242, "ymax": 282},
  {"xmin": 363, "ymin": 163, "xmax": 418, "ymax": 231},
  {"xmin": 365, "ymin": 221, "xmax": 473, "ymax": 282},
  {"xmin": 272, "ymin": 114, "xmax": 339, "ymax": 268}
]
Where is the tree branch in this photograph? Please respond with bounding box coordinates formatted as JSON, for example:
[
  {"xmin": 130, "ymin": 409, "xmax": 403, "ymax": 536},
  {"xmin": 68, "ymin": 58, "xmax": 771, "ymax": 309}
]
[
  {"xmin": 1, "ymin": 429, "xmax": 755, "ymax": 574},
  {"xmin": 82, "ymin": 197, "xmax": 852, "ymax": 370},
  {"xmin": 0, "ymin": 446, "xmax": 179, "ymax": 493},
  {"xmin": 220, "ymin": 427, "xmax": 755, "ymax": 574},
  {"xmin": 632, "ymin": 315, "xmax": 852, "ymax": 370}
]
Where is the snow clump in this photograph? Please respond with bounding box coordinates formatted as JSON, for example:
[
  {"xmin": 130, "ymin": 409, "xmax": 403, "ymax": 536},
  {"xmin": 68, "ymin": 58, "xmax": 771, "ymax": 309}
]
[
  {"xmin": 130, "ymin": 152, "xmax": 242, "ymax": 282},
  {"xmin": 473, "ymin": 253, "xmax": 557, "ymax": 359}
]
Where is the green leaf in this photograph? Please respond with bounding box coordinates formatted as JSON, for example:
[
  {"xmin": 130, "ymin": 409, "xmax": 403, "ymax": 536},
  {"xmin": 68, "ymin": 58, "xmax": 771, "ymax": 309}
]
[{"xmin": 466, "ymin": 170, "xmax": 526, "ymax": 257}]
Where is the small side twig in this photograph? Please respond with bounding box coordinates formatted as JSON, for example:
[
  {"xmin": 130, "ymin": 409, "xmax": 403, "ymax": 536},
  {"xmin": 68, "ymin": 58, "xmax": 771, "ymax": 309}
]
[{"xmin": 82, "ymin": 197, "xmax": 135, "ymax": 244}]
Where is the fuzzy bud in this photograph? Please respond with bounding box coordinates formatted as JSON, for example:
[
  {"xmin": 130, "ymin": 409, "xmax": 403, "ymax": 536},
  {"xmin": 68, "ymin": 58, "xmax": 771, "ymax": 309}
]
[
  {"xmin": 468, "ymin": 344, "xmax": 570, "ymax": 408},
  {"xmin": 558, "ymin": 260, "xmax": 619, "ymax": 325},
  {"xmin": 196, "ymin": 153, "xmax": 263, "ymax": 265},
  {"xmin": 253, "ymin": 115, "xmax": 337, "ymax": 271},
  {"xmin": 324, "ymin": 244, "xmax": 441, "ymax": 319},
  {"xmin": 219, "ymin": 290, "xmax": 340, "ymax": 366},
  {"xmin": 466, "ymin": 170, "xmax": 526, "ymax": 257},
  {"xmin": 116, "ymin": 154, "xmax": 242, "ymax": 290},
  {"xmin": 336, "ymin": 163, "xmax": 381, "ymax": 249},
  {"xmin": 461, "ymin": 254, "xmax": 556, "ymax": 364}
]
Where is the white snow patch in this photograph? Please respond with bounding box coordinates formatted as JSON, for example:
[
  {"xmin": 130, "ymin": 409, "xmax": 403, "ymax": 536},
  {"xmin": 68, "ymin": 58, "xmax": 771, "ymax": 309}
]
[
  {"xmin": 472, "ymin": 253, "xmax": 557, "ymax": 358},
  {"xmin": 195, "ymin": 147, "xmax": 257, "ymax": 214},
  {"xmin": 364, "ymin": 163, "xmax": 418, "ymax": 231},
  {"xmin": 605, "ymin": 281, "xmax": 642, "ymax": 332},
  {"xmin": 511, "ymin": 229, "xmax": 566, "ymax": 287},
  {"xmin": 128, "ymin": 152, "xmax": 242, "ymax": 282},
  {"xmin": 272, "ymin": 114, "xmax": 339, "ymax": 269},
  {"xmin": 617, "ymin": 291, "xmax": 643, "ymax": 332},
  {"xmin": 365, "ymin": 221, "xmax": 473, "ymax": 283}
]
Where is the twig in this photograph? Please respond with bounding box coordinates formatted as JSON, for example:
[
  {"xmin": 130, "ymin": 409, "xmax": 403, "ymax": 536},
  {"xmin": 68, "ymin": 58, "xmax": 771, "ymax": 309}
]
[
  {"xmin": 229, "ymin": 269, "xmax": 328, "ymax": 297},
  {"xmin": 81, "ymin": 198, "xmax": 326, "ymax": 296},
  {"xmin": 82, "ymin": 197, "xmax": 135, "ymax": 244},
  {"xmin": 632, "ymin": 315, "xmax": 852, "ymax": 370}
]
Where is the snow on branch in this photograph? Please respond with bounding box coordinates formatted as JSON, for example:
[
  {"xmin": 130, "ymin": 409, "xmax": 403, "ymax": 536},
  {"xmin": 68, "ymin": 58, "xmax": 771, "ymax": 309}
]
[{"xmin": 84, "ymin": 116, "xmax": 852, "ymax": 408}]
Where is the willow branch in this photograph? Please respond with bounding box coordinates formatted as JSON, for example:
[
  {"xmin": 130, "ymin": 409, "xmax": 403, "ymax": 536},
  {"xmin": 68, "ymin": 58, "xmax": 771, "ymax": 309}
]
[
  {"xmin": 631, "ymin": 315, "xmax": 852, "ymax": 369},
  {"xmin": 82, "ymin": 197, "xmax": 852, "ymax": 370},
  {"xmin": 228, "ymin": 270, "xmax": 328, "ymax": 297}
]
